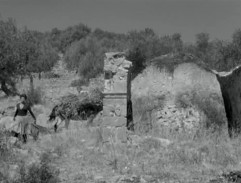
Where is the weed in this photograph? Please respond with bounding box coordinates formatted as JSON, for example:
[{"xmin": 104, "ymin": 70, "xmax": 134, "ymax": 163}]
[
  {"xmin": 42, "ymin": 72, "xmax": 60, "ymax": 79},
  {"xmin": 27, "ymin": 86, "xmax": 45, "ymax": 106},
  {"xmin": 14, "ymin": 152, "xmax": 60, "ymax": 183}
]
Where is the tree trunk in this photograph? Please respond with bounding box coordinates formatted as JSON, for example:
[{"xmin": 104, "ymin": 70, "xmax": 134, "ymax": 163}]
[
  {"xmin": 127, "ymin": 100, "xmax": 134, "ymax": 131},
  {"xmin": 29, "ymin": 74, "xmax": 34, "ymax": 90},
  {"xmin": 216, "ymin": 68, "xmax": 241, "ymax": 138},
  {"xmin": 1, "ymin": 80, "xmax": 14, "ymax": 96}
]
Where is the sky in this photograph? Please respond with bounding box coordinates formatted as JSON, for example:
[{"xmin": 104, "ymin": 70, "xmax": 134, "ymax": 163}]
[{"xmin": 0, "ymin": 0, "xmax": 241, "ymax": 42}]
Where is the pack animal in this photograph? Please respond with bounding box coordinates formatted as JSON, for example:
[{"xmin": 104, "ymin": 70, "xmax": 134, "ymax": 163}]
[{"xmin": 48, "ymin": 102, "xmax": 102, "ymax": 132}]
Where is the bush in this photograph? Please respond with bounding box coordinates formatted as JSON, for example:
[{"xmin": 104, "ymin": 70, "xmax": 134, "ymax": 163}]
[
  {"xmin": 27, "ymin": 86, "xmax": 45, "ymax": 106},
  {"xmin": 175, "ymin": 91, "xmax": 226, "ymax": 131},
  {"xmin": 88, "ymin": 78, "xmax": 104, "ymax": 104},
  {"xmin": 70, "ymin": 79, "xmax": 88, "ymax": 92},
  {"xmin": 42, "ymin": 72, "xmax": 60, "ymax": 79},
  {"xmin": 0, "ymin": 129, "xmax": 10, "ymax": 158},
  {"xmin": 64, "ymin": 36, "xmax": 105, "ymax": 81},
  {"xmin": 126, "ymin": 47, "xmax": 146, "ymax": 80},
  {"xmin": 14, "ymin": 152, "xmax": 60, "ymax": 183}
]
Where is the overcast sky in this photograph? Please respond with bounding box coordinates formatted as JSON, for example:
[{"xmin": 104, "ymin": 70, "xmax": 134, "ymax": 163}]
[{"xmin": 0, "ymin": 0, "xmax": 241, "ymax": 42}]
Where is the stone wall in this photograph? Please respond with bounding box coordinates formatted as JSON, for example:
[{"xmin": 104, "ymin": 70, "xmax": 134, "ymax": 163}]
[
  {"xmin": 132, "ymin": 62, "xmax": 226, "ymax": 134},
  {"xmin": 102, "ymin": 52, "xmax": 132, "ymax": 143}
]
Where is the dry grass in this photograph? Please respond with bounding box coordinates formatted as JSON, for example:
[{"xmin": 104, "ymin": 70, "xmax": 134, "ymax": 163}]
[
  {"xmin": 132, "ymin": 66, "xmax": 174, "ymax": 98},
  {"xmin": 0, "ymin": 97, "xmax": 239, "ymax": 183},
  {"xmin": 25, "ymin": 121, "xmax": 241, "ymax": 183},
  {"xmin": 16, "ymin": 72, "xmax": 79, "ymax": 105}
]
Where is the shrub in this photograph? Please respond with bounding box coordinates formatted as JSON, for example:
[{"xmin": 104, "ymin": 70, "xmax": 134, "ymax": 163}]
[
  {"xmin": 126, "ymin": 47, "xmax": 146, "ymax": 80},
  {"xmin": 27, "ymin": 86, "xmax": 45, "ymax": 106},
  {"xmin": 88, "ymin": 78, "xmax": 104, "ymax": 104},
  {"xmin": 42, "ymin": 72, "xmax": 60, "ymax": 79},
  {"xmin": 64, "ymin": 36, "xmax": 105, "ymax": 81},
  {"xmin": 0, "ymin": 130, "xmax": 10, "ymax": 160},
  {"xmin": 70, "ymin": 78, "xmax": 89, "ymax": 92},
  {"xmin": 175, "ymin": 91, "xmax": 226, "ymax": 131},
  {"xmin": 14, "ymin": 152, "xmax": 60, "ymax": 183}
]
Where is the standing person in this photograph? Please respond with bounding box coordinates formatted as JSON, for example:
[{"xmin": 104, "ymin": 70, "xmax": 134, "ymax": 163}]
[{"xmin": 13, "ymin": 94, "xmax": 36, "ymax": 143}]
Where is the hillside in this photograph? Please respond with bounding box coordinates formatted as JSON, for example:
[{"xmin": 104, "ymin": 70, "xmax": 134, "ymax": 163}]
[{"xmin": 1, "ymin": 54, "xmax": 241, "ymax": 183}]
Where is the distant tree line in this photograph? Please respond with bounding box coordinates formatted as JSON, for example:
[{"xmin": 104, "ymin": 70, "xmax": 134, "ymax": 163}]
[
  {"xmin": 48, "ymin": 24, "xmax": 241, "ymax": 82},
  {"xmin": 1, "ymin": 17, "xmax": 241, "ymax": 96}
]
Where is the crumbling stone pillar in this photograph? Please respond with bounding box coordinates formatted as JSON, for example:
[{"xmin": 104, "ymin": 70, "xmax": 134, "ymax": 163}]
[{"xmin": 102, "ymin": 52, "xmax": 132, "ymax": 143}]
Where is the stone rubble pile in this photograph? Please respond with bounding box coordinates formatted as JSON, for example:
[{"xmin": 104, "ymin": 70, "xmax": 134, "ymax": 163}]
[{"xmin": 153, "ymin": 104, "xmax": 204, "ymax": 133}]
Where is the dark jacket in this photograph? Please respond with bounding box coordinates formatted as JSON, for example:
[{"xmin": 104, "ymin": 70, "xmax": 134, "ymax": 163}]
[{"xmin": 14, "ymin": 102, "xmax": 36, "ymax": 120}]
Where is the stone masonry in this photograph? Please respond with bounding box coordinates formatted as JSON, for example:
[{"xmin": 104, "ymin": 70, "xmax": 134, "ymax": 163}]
[{"xmin": 102, "ymin": 52, "xmax": 132, "ymax": 143}]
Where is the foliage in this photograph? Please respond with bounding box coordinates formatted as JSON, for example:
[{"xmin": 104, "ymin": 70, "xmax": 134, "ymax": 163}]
[
  {"xmin": 48, "ymin": 23, "xmax": 91, "ymax": 53},
  {"xmin": 92, "ymin": 28, "xmax": 128, "ymax": 51},
  {"xmin": 0, "ymin": 129, "xmax": 10, "ymax": 157},
  {"xmin": 0, "ymin": 18, "xmax": 58, "ymax": 96},
  {"xmin": 17, "ymin": 29, "xmax": 41, "ymax": 76},
  {"xmin": 64, "ymin": 36, "xmax": 105, "ymax": 80},
  {"xmin": 70, "ymin": 79, "xmax": 88, "ymax": 87},
  {"xmin": 64, "ymin": 28, "xmax": 128, "ymax": 81},
  {"xmin": 87, "ymin": 78, "xmax": 104, "ymax": 104},
  {"xmin": 189, "ymin": 30, "xmax": 241, "ymax": 72},
  {"xmin": 2, "ymin": 16, "xmax": 241, "ymax": 96},
  {"xmin": 0, "ymin": 18, "xmax": 21, "ymax": 95},
  {"xmin": 127, "ymin": 29, "xmax": 184, "ymax": 79},
  {"xmin": 127, "ymin": 47, "xmax": 146, "ymax": 79},
  {"xmin": 27, "ymin": 86, "xmax": 45, "ymax": 106},
  {"xmin": 195, "ymin": 32, "xmax": 210, "ymax": 55},
  {"xmin": 34, "ymin": 40, "xmax": 59, "ymax": 74},
  {"xmin": 42, "ymin": 72, "xmax": 60, "ymax": 79},
  {"xmin": 175, "ymin": 90, "xmax": 226, "ymax": 131},
  {"xmin": 18, "ymin": 29, "xmax": 59, "ymax": 87},
  {"xmin": 14, "ymin": 152, "xmax": 60, "ymax": 183},
  {"xmin": 70, "ymin": 79, "xmax": 88, "ymax": 93}
]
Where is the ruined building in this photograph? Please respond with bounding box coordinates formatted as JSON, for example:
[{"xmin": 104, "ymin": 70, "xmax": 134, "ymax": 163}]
[{"xmin": 102, "ymin": 52, "xmax": 133, "ymax": 143}]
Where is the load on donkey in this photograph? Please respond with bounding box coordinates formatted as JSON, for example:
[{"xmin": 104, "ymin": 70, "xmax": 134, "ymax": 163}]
[{"xmin": 48, "ymin": 92, "xmax": 103, "ymax": 132}]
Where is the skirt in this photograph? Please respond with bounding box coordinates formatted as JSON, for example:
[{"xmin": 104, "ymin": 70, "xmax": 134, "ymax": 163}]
[{"xmin": 15, "ymin": 116, "xmax": 32, "ymax": 135}]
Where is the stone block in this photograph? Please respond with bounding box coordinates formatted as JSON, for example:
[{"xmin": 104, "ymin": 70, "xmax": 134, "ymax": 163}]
[
  {"xmin": 103, "ymin": 98, "xmax": 127, "ymax": 109},
  {"xmin": 114, "ymin": 70, "xmax": 128, "ymax": 80},
  {"xmin": 102, "ymin": 127, "xmax": 112, "ymax": 142},
  {"xmin": 104, "ymin": 64, "xmax": 118, "ymax": 73},
  {"xmin": 122, "ymin": 60, "xmax": 132, "ymax": 69},
  {"xmin": 102, "ymin": 116, "xmax": 126, "ymax": 127},
  {"xmin": 103, "ymin": 104, "xmax": 127, "ymax": 117},
  {"xmin": 116, "ymin": 127, "xmax": 127, "ymax": 142},
  {"xmin": 112, "ymin": 81, "xmax": 127, "ymax": 93},
  {"xmin": 103, "ymin": 106, "xmax": 115, "ymax": 116},
  {"xmin": 104, "ymin": 80, "xmax": 113, "ymax": 92}
]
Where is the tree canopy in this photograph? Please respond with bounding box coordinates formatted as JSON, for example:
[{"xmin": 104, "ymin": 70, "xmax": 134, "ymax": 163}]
[
  {"xmin": 0, "ymin": 18, "xmax": 58, "ymax": 95},
  {"xmin": 2, "ymin": 16, "xmax": 241, "ymax": 96}
]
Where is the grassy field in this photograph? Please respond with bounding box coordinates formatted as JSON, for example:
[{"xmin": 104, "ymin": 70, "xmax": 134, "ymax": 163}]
[{"xmin": 3, "ymin": 122, "xmax": 238, "ymax": 183}]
